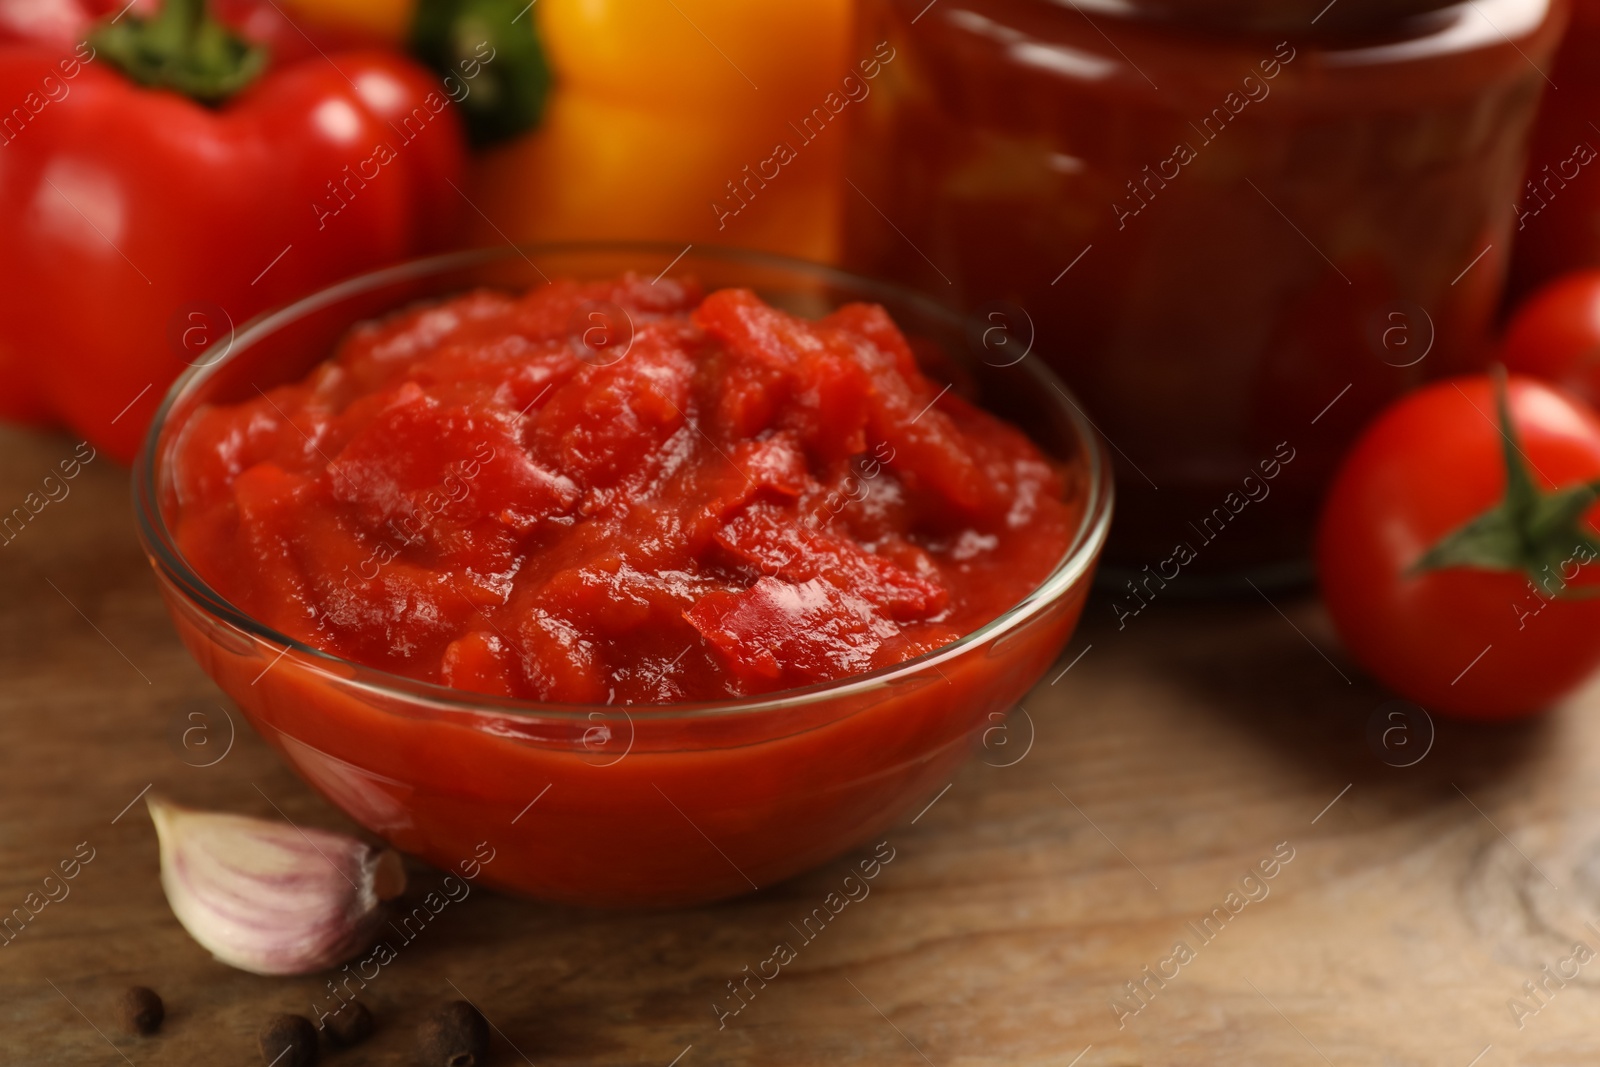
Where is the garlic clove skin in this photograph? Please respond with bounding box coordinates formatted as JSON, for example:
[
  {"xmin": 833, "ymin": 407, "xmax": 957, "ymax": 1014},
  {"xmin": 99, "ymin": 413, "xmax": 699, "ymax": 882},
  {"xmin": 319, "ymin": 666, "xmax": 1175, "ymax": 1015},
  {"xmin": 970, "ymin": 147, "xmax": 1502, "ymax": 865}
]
[{"xmin": 147, "ymin": 795, "xmax": 405, "ymax": 977}]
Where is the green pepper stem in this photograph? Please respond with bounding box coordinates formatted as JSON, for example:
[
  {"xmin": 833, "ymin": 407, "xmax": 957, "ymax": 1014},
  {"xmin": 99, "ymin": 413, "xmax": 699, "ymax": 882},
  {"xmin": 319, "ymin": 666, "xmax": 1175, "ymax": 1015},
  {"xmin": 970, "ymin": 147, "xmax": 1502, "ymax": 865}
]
[
  {"xmin": 410, "ymin": 0, "xmax": 551, "ymax": 146},
  {"xmin": 90, "ymin": 0, "xmax": 268, "ymax": 105}
]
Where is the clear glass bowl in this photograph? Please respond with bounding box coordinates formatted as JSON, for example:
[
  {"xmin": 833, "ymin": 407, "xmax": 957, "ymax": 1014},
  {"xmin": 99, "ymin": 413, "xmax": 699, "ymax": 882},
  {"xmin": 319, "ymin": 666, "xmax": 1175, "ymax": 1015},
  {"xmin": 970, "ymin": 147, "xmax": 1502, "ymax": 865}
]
[{"xmin": 133, "ymin": 244, "xmax": 1112, "ymax": 908}]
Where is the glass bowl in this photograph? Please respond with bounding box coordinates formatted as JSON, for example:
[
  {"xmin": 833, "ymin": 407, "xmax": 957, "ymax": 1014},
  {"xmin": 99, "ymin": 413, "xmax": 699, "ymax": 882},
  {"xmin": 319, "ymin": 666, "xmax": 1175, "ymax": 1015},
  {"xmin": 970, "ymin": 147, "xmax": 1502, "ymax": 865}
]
[{"xmin": 133, "ymin": 244, "xmax": 1112, "ymax": 908}]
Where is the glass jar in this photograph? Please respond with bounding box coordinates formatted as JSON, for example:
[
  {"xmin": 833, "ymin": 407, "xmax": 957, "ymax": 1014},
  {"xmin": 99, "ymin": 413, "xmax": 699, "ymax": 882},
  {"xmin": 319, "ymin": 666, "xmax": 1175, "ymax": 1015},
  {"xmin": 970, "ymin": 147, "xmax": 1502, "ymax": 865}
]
[
  {"xmin": 1117, "ymin": 0, "xmax": 1457, "ymax": 35},
  {"xmin": 1508, "ymin": 0, "xmax": 1600, "ymax": 303},
  {"xmin": 843, "ymin": 0, "xmax": 1566, "ymax": 580}
]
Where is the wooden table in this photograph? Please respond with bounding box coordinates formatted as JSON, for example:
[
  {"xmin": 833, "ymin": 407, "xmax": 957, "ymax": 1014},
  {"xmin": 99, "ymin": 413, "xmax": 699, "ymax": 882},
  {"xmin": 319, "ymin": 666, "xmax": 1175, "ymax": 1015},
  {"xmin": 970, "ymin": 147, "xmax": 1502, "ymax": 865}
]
[{"xmin": 5, "ymin": 421, "xmax": 1600, "ymax": 1067}]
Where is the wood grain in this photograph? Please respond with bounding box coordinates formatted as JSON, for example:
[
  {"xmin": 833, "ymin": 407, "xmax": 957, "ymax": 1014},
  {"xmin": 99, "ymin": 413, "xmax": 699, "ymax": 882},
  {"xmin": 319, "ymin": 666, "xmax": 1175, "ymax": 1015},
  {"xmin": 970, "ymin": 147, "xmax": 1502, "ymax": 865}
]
[{"xmin": 2, "ymin": 422, "xmax": 1599, "ymax": 1066}]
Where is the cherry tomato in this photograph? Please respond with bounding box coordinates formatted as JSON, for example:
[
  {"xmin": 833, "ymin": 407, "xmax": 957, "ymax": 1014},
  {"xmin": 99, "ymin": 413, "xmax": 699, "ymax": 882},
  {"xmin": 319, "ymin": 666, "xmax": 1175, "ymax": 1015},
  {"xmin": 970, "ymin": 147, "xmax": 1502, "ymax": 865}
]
[
  {"xmin": 1316, "ymin": 374, "xmax": 1600, "ymax": 719},
  {"xmin": 1500, "ymin": 269, "xmax": 1600, "ymax": 409}
]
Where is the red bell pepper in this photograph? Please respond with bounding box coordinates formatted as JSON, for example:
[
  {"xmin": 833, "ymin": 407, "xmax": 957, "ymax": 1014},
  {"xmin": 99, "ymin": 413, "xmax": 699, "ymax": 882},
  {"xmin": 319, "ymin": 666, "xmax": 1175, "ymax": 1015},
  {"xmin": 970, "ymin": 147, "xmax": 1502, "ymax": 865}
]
[
  {"xmin": 0, "ymin": 0, "xmax": 465, "ymax": 461},
  {"xmin": 1, "ymin": 0, "xmax": 380, "ymax": 57},
  {"xmin": 0, "ymin": 0, "xmax": 107, "ymax": 48}
]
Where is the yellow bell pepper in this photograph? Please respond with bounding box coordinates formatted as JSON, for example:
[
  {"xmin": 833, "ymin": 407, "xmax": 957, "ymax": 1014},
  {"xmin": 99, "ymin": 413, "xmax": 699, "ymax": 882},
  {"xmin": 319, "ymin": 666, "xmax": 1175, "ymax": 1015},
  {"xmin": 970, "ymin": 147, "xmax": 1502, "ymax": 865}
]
[{"xmin": 470, "ymin": 0, "xmax": 853, "ymax": 262}]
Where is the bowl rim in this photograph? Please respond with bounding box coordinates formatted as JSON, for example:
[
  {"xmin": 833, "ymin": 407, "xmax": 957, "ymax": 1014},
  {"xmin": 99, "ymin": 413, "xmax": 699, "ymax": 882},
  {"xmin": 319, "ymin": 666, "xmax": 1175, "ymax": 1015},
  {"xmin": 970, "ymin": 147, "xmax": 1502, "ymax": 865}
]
[{"xmin": 133, "ymin": 241, "xmax": 1114, "ymax": 723}]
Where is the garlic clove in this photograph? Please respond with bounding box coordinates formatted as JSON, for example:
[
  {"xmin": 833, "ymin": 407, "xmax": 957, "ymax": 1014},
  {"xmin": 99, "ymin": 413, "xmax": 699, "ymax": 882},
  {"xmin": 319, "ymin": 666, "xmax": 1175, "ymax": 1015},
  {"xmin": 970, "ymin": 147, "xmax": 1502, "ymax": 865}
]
[{"xmin": 147, "ymin": 794, "xmax": 405, "ymax": 976}]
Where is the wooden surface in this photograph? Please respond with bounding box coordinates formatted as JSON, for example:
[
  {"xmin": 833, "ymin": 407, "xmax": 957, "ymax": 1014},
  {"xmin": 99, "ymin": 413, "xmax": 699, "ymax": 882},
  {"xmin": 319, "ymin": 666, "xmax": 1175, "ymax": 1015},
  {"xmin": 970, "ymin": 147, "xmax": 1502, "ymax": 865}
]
[{"xmin": 5, "ymin": 419, "xmax": 1600, "ymax": 1067}]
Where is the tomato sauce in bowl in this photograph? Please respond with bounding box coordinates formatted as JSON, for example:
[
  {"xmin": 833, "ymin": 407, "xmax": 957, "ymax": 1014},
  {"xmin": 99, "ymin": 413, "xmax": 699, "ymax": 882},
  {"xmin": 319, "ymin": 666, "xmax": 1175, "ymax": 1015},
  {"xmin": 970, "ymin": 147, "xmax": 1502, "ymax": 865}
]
[
  {"xmin": 138, "ymin": 246, "xmax": 1110, "ymax": 906},
  {"xmin": 168, "ymin": 275, "xmax": 1077, "ymax": 703}
]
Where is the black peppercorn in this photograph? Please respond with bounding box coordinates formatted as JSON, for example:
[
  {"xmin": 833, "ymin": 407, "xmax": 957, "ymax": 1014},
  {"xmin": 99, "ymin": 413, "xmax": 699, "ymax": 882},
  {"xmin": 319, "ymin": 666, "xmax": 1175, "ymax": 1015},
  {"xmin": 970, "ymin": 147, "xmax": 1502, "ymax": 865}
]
[
  {"xmin": 116, "ymin": 986, "xmax": 163, "ymax": 1035},
  {"xmin": 324, "ymin": 999, "xmax": 374, "ymax": 1048},
  {"xmin": 417, "ymin": 1000, "xmax": 488, "ymax": 1067},
  {"xmin": 258, "ymin": 1013, "xmax": 319, "ymax": 1067}
]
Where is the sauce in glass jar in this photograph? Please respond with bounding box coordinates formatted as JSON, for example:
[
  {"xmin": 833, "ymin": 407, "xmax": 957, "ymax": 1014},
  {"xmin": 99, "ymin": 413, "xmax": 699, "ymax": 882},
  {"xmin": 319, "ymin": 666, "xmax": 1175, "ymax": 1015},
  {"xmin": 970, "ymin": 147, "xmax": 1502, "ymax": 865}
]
[
  {"xmin": 844, "ymin": 0, "xmax": 1565, "ymax": 579},
  {"xmin": 1508, "ymin": 0, "xmax": 1600, "ymax": 303},
  {"xmin": 1112, "ymin": 0, "xmax": 1458, "ymax": 35}
]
